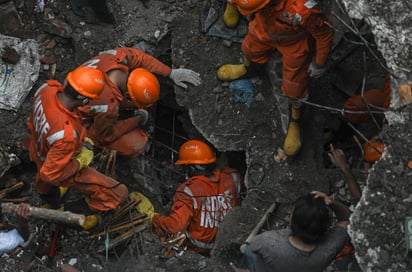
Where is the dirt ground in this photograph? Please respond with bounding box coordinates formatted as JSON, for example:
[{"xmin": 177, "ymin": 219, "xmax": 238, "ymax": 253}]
[{"xmin": 0, "ymin": 0, "xmax": 411, "ymax": 271}]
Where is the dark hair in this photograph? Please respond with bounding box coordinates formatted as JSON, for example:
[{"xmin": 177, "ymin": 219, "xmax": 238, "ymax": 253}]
[
  {"xmin": 64, "ymin": 82, "xmax": 86, "ymax": 100},
  {"xmin": 290, "ymin": 194, "xmax": 331, "ymax": 244},
  {"xmin": 187, "ymin": 162, "xmax": 216, "ymax": 177}
]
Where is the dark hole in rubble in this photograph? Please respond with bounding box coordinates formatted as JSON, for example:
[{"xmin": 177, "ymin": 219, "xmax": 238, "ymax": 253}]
[
  {"xmin": 113, "ymin": 35, "xmax": 247, "ymax": 208},
  {"xmin": 309, "ymin": 20, "xmax": 388, "ymax": 171},
  {"xmin": 147, "ymin": 91, "xmax": 247, "ymax": 206}
]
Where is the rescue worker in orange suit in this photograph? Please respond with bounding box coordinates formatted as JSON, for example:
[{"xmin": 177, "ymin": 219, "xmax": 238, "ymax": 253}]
[
  {"xmin": 132, "ymin": 140, "xmax": 244, "ymax": 255},
  {"xmin": 28, "ymin": 67, "xmax": 129, "ymax": 229},
  {"xmin": 343, "ymin": 73, "xmax": 391, "ymax": 125},
  {"xmin": 217, "ymin": 0, "xmax": 333, "ymax": 156},
  {"xmin": 77, "ymin": 47, "xmax": 202, "ymax": 157}
]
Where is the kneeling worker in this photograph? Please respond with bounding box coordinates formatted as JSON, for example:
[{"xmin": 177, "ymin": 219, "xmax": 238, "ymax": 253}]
[
  {"xmin": 28, "ymin": 67, "xmax": 129, "ymax": 229},
  {"xmin": 134, "ymin": 140, "xmax": 244, "ymax": 255}
]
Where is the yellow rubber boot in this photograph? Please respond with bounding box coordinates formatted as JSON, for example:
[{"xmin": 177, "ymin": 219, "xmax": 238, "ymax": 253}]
[
  {"xmin": 81, "ymin": 215, "xmax": 100, "ymax": 230},
  {"xmin": 223, "ymin": 3, "xmax": 240, "ymax": 28},
  {"xmin": 283, "ymin": 106, "xmax": 302, "ymax": 156},
  {"xmin": 217, "ymin": 59, "xmax": 250, "ymax": 81}
]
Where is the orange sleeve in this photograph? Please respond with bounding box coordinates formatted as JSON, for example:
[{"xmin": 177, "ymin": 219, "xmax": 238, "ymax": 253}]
[
  {"xmin": 304, "ymin": 13, "xmax": 334, "ymax": 65},
  {"xmin": 119, "ymin": 47, "xmax": 172, "ymax": 77},
  {"xmin": 39, "ymin": 139, "xmax": 79, "ymax": 185},
  {"xmin": 152, "ymin": 191, "xmax": 194, "ymax": 237}
]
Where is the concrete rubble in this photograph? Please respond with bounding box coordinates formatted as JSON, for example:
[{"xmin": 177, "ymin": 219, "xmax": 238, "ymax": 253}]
[{"xmin": 0, "ymin": 0, "xmax": 411, "ymax": 271}]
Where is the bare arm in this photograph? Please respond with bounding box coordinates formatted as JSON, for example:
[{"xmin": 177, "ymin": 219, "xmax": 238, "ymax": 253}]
[
  {"xmin": 329, "ymin": 196, "xmax": 351, "ymax": 228},
  {"xmin": 311, "ymin": 191, "xmax": 350, "ymax": 228},
  {"xmin": 328, "ymin": 144, "xmax": 362, "ymax": 203},
  {"xmin": 14, "ymin": 203, "xmax": 31, "ymax": 241}
]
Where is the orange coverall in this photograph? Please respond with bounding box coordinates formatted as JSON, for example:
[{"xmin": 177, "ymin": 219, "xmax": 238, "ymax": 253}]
[
  {"xmin": 344, "ymin": 73, "xmax": 391, "ymax": 123},
  {"xmin": 152, "ymin": 168, "xmax": 243, "ymax": 255},
  {"xmin": 28, "ymin": 81, "xmax": 128, "ymax": 211},
  {"xmin": 77, "ymin": 48, "xmax": 172, "ymax": 157},
  {"xmin": 242, "ymin": 0, "xmax": 333, "ymax": 98}
]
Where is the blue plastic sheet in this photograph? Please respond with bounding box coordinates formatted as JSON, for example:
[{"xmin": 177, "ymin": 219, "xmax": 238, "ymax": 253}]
[{"xmin": 229, "ymin": 79, "xmax": 254, "ymax": 107}]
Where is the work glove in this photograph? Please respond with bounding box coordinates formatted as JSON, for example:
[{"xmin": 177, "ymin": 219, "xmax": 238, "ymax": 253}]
[
  {"xmin": 169, "ymin": 68, "xmax": 202, "ymax": 89},
  {"xmin": 134, "ymin": 109, "xmax": 149, "ymax": 126},
  {"xmin": 308, "ymin": 61, "xmax": 326, "ymax": 78},
  {"xmin": 75, "ymin": 137, "xmax": 94, "ymax": 170},
  {"xmin": 129, "ymin": 192, "xmax": 156, "ymax": 222}
]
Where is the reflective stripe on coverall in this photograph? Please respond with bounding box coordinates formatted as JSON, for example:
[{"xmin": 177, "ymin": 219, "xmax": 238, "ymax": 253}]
[
  {"xmin": 77, "ymin": 47, "xmax": 172, "ymax": 157},
  {"xmin": 28, "ymin": 81, "xmax": 128, "ymax": 211},
  {"xmin": 152, "ymin": 168, "xmax": 243, "ymax": 255},
  {"xmin": 241, "ymin": 0, "xmax": 333, "ymax": 99}
]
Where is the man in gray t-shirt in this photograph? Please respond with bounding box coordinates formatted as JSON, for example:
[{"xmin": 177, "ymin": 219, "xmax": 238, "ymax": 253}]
[
  {"xmin": 231, "ymin": 191, "xmax": 350, "ymax": 272},
  {"xmin": 246, "ymin": 226, "xmax": 348, "ymax": 272}
]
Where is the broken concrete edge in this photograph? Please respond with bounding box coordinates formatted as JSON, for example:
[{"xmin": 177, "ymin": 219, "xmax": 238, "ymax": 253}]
[{"xmin": 0, "ymin": 34, "xmax": 40, "ymax": 111}]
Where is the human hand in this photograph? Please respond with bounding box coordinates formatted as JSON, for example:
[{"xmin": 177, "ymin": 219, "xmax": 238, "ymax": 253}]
[
  {"xmin": 308, "ymin": 61, "xmax": 326, "ymax": 78},
  {"xmin": 311, "ymin": 191, "xmax": 333, "ymax": 205},
  {"xmin": 14, "ymin": 203, "xmax": 31, "ymax": 219},
  {"xmin": 14, "ymin": 203, "xmax": 31, "ymax": 241},
  {"xmin": 170, "ymin": 68, "xmax": 202, "ymax": 89},
  {"xmin": 328, "ymin": 144, "xmax": 350, "ymax": 173},
  {"xmin": 135, "ymin": 109, "xmax": 149, "ymax": 126}
]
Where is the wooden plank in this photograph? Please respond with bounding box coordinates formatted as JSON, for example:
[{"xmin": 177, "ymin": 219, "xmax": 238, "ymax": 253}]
[{"xmin": 1, "ymin": 202, "xmax": 85, "ymax": 226}]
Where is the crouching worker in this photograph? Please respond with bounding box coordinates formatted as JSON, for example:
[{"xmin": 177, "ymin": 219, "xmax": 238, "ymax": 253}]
[
  {"xmin": 343, "ymin": 73, "xmax": 391, "ymax": 125},
  {"xmin": 132, "ymin": 140, "xmax": 243, "ymax": 256},
  {"xmin": 28, "ymin": 67, "xmax": 128, "ymax": 229},
  {"xmin": 231, "ymin": 191, "xmax": 350, "ymax": 272},
  {"xmin": 77, "ymin": 47, "xmax": 201, "ymax": 158}
]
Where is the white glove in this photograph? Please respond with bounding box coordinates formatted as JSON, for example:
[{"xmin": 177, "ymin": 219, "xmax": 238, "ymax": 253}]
[
  {"xmin": 169, "ymin": 68, "xmax": 202, "ymax": 89},
  {"xmin": 308, "ymin": 61, "xmax": 326, "ymax": 78}
]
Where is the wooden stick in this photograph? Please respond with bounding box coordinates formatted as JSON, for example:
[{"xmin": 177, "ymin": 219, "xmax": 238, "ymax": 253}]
[
  {"xmin": 96, "ymin": 225, "xmax": 147, "ymax": 253},
  {"xmin": 110, "ymin": 213, "xmax": 146, "ymax": 229},
  {"xmin": 0, "ymin": 197, "xmax": 30, "ymax": 202},
  {"xmin": 111, "ymin": 198, "xmax": 140, "ymax": 223},
  {"xmin": 90, "ymin": 214, "xmax": 147, "ymax": 238},
  {"xmin": 1, "ymin": 202, "xmax": 85, "ymax": 226},
  {"xmin": 0, "ymin": 182, "xmax": 24, "ymax": 199},
  {"xmin": 109, "ymin": 218, "xmax": 147, "ymax": 233},
  {"xmin": 240, "ymin": 202, "xmax": 277, "ymax": 253}
]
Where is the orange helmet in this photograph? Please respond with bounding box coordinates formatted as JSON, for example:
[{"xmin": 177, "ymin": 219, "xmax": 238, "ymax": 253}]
[
  {"xmin": 175, "ymin": 140, "xmax": 216, "ymax": 165},
  {"xmin": 229, "ymin": 0, "xmax": 270, "ymax": 15},
  {"xmin": 363, "ymin": 139, "xmax": 385, "ymax": 163},
  {"xmin": 127, "ymin": 68, "xmax": 160, "ymax": 109},
  {"xmin": 66, "ymin": 67, "xmax": 105, "ymax": 99}
]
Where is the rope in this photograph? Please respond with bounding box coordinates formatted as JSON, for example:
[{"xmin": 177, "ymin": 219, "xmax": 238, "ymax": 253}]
[
  {"xmin": 329, "ymin": 0, "xmax": 395, "ymax": 78},
  {"xmin": 284, "ymin": 94, "xmax": 388, "ymax": 115}
]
